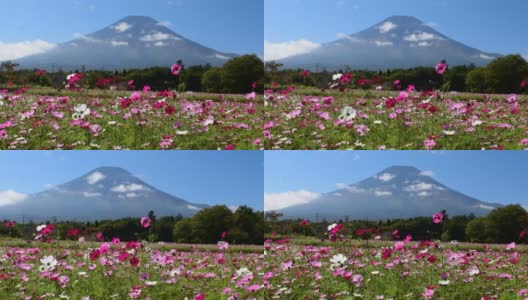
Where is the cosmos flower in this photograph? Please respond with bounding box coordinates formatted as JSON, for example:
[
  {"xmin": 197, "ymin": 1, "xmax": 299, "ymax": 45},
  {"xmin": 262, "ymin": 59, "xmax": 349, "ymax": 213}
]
[
  {"xmin": 140, "ymin": 217, "xmax": 151, "ymax": 228},
  {"xmin": 432, "ymin": 212, "xmax": 444, "ymax": 224}
]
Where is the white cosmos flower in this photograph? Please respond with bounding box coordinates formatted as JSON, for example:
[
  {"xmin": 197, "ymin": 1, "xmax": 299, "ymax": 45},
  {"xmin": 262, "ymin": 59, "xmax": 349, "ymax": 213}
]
[
  {"xmin": 36, "ymin": 224, "xmax": 46, "ymax": 232},
  {"xmin": 145, "ymin": 281, "xmax": 157, "ymax": 286},
  {"xmin": 39, "ymin": 255, "xmax": 57, "ymax": 272},
  {"xmin": 443, "ymin": 130, "xmax": 455, "ymax": 135},
  {"xmin": 471, "ymin": 120, "xmax": 483, "ymax": 126},
  {"xmin": 73, "ymin": 104, "xmax": 91, "ymax": 119},
  {"xmin": 330, "ymin": 254, "xmax": 347, "ymax": 265},
  {"xmin": 327, "ymin": 223, "xmax": 338, "ymax": 231},
  {"xmin": 175, "ymin": 130, "xmax": 189, "ymax": 135},
  {"xmin": 469, "ymin": 267, "xmax": 480, "ymax": 276},
  {"xmin": 338, "ymin": 106, "xmax": 357, "ymax": 121},
  {"xmin": 439, "ymin": 280, "xmax": 450, "ymax": 285},
  {"xmin": 66, "ymin": 73, "xmax": 76, "ymax": 80},
  {"xmin": 236, "ymin": 267, "xmax": 253, "ymax": 278},
  {"xmin": 332, "ymin": 73, "xmax": 343, "ymax": 81}
]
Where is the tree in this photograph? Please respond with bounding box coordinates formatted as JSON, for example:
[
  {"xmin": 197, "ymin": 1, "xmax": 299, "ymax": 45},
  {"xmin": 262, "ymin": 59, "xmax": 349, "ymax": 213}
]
[
  {"xmin": 486, "ymin": 55, "xmax": 528, "ymax": 93},
  {"xmin": 222, "ymin": 55, "xmax": 264, "ymax": 94},
  {"xmin": 191, "ymin": 205, "xmax": 234, "ymax": 244},
  {"xmin": 465, "ymin": 68, "xmax": 490, "ymax": 93},
  {"xmin": 201, "ymin": 68, "xmax": 224, "ymax": 92},
  {"xmin": 173, "ymin": 218, "xmax": 195, "ymax": 243},
  {"xmin": 465, "ymin": 217, "xmax": 490, "ymax": 243},
  {"xmin": 485, "ymin": 205, "xmax": 528, "ymax": 243}
]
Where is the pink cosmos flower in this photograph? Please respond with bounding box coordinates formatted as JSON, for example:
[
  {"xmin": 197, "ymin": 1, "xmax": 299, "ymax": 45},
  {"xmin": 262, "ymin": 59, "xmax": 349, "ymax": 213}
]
[
  {"xmin": 506, "ymin": 242, "xmax": 516, "ymax": 250},
  {"xmin": 424, "ymin": 137, "xmax": 437, "ymax": 150},
  {"xmin": 89, "ymin": 124, "xmax": 102, "ymax": 136},
  {"xmin": 435, "ymin": 62, "xmax": 447, "ymax": 74},
  {"xmin": 217, "ymin": 241, "xmax": 229, "ymax": 250},
  {"xmin": 245, "ymin": 92, "xmax": 256, "ymax": 100},
  {"xmin": 432, "ymin": 212, "xmax": 444, "ymax": 224},
  {"xmin": 58, "ymin": 275, "xmax": 69, "ymax": 288},
  {"xmin": 171, "ymin": 64, "xmax": 183, "ymax": 76},
  {"xmin": 130, "ymin": 92, "xmax": 141, "ymax": 101},
  {"xmin": 140, "ymin": 216, "xmax": 151, "ymax": 228}
]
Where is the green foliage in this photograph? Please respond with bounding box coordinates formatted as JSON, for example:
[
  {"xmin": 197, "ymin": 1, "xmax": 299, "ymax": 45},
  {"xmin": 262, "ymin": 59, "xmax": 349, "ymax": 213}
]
[
  {"xmin": 222, "ymin": 55, "xmax": 264, "ymax": 93},
  {"xmin": 173, "ymin": 206, "xmax": 264, "ymax": 245},
  {"xmin": 201, "ymin": 67, "xmax": 225, "ymax": 92},
  {"xmin": 269, "ymin": 206, "xmax": 528, "ymax": 244}
]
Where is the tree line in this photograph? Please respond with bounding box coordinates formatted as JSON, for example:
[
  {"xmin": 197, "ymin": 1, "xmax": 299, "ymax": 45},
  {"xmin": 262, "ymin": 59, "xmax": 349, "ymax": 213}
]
[
  {"xmin": 265, "ymin": 205, "xmax": 528, "ymax": 244},
  {"xmin": 265, "ymin": 55, "xmax": 528, "ymax": 94},
  {"xmin": 0, "ymin": 55, "xmax": 264, "ymax": 94},
  {"xmin": 0, "ymin": 205, "xmax": 264, "ymax": 245}
]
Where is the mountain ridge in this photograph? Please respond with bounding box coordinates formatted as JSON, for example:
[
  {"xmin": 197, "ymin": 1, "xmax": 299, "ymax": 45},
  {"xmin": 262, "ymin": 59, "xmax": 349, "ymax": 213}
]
[
  {"xmin": 14, "ymin": 16, "xmax": 238, "ymax": 71},
  {"xmin": 1, "ymin": 166, "xmax": 209, "ymax": 222},
  {"xmin": 277, "ymin": 16, "xmax": 502, "ymax": 71},
  {"xmin": 278, "ymin": 165, "xmax": 503, "ymax": 221}
]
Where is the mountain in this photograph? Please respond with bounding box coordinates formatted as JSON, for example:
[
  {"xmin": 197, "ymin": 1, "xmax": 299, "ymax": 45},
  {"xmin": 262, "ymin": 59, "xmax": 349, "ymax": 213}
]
[
  {"xmin": 1, "ymin": 166, "xmax": 208, "ymax": 222},
  {"xmin": 15, "ymin": 16, "xmax": 238, "ymax": 70},
  {"xmin": 278, "ymin": 166, "xmax": 502, "ymax": 221},
  {"xmin": 277, "ymin": 16, "xmax": 502, "ymax": 71}
]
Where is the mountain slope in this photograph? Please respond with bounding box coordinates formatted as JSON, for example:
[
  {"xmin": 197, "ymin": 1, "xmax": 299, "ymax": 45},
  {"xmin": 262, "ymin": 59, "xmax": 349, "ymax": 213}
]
[
  {"xmin": 1, "ymin": 166, "xmax": 208, "ymax": 221},
  {"xmin": 278, "ymin": 166, "xmax": 502, "ymax": 221},
  {"xmin": 15, "ymin": 16, "xmax": 238, "ymax": 70},
  {"xmin": 278, "ymin": 16, "xmax": 501, "ymax": 71}
]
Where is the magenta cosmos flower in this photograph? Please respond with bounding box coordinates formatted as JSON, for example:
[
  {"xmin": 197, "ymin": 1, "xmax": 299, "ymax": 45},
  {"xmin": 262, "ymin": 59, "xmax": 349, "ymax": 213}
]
[
  {"xmin": 140, "ymin": 216, "xmax": 151, "ymax": 228},
  {"xmin": 171, "ymin": 64, "xmax": 183, "ymax": 76},
  {"xmin": 435, "ymin": 62, "xmax": 447, "ymax": 75},
  {"xmin": 432, "ymin": 212, "xmax": 444, "ymax": 224}
]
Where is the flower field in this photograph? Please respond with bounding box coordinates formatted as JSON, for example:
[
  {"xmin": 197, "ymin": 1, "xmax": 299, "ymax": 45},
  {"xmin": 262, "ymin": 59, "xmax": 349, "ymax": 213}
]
[
  {"xmin": 263, "ymin": 237, "xmax": 528, "ymax": 299},
  {"xmin": 0, "ymin": 87, "xmax": 263, "ymax": 150},
  {"xmin": 263, "ymin": 86, "xmax": 528, "ymax": 150},
  {"xmin": 0, "ymin": 239, "xmax": 264, "ymax": 299}
]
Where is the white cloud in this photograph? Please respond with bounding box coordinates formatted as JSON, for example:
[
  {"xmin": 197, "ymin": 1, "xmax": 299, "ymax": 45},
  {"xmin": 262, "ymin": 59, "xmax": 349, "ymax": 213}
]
[
  {"xmin": 377, "ymin": 173, "xmax": 396, "ymax": 182},
  {"xmin": 404, "ymin": 32, "xmax": 440, "ymax": 42},
  {"xmin": 188, "ymin": 204, "xmax": 202, "ymax": 211},
  {"xmin": 336, "ymin": 33, "xmax": 363, "ymax": 43},
  {"xmin": 87, "ymin": 172, "xmax": 106, "ymax": 184},
  {"xmin": 83, "ymin": 192, "xmax": 101, "ymax": 197},
  {"xmin": 479, "ymin": 204, "xmax": 494, "ymax": 210},
  {"xmin": 126, "ymin": 193, "xmax": 137, "ymax": 198},
  {"xmin": 375, "ymin": 40, "xmax": 393, "ymax": 47},
  {"xmin": 153, "ymin": 41, "xmax": 167, "ymax": 47},
  {"xmin": 111, "ymin": 184, "xmax": 148, "ymax": 193},
  {"xmin": 157, "ymin": 21, "xmax": 172, "ymax": 27},
  {"xmin": 418, "ymin": 41, "xmax": 432, "ymax": 47},
  {"xmin": 419, "ymin": 170, "xmax": 434, "ymax": 177},
  {"xmin": 0, "ymin": 40, "xmax": 56, "ymax": 61},
  {"xmin": 113, "ymin": 22, "xmax": 132, "ymax": 33},
  {"xmin": 479, "ymin": 54, "xmax": 493, "ymax": 60},
  {"xmin": 378, "ymin": 21, "xmax": 397, "ymax": 33},
  {"xmin": 215, "ymin": 54, "xmax": 230, "ymax": 60},
  {"xmin": 140, "ymin": 32, "xmax": 180, "ymax": 42},
  {"xmin": 0, "ymin": 190, "xmax": 27, "ymax": 206},
  {"xmin": 264, "ymin": 39, "xmax": 321, "ymax": 61},
  {"xmin": 264, "ymin": 190, "xmax": 320, "ymax": 211},
  {"xmin": 417, "ymin": 191, "xmax": 432, "ymax": 197},
  {"xmin": 111, "ymin": 41, "xmax": 128, "ymax": 47},
  {"xmin": 336, "ymin": 183, "xmax": 365, "ymax": 193},
  {"xmin": 88, "ymin": 4, "xmax": 96, "ymax": 12},
  {"xmin": 404, "ymin": 182, "xmax": 444, "ymax": 192},
  {"xmin": 374, "ymin": 190, "xmax": 392, "ymax": 196},
  {"xmin": 227, "ymin": 205, "xmax": 238, "ymax": 212}
]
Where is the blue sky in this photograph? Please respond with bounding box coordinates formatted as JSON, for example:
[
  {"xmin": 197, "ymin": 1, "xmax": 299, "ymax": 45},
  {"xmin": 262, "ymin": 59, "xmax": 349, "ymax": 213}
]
[
  {"xmin": 265, "ymin": 0, "xmax": 528, "ymax": 60},
  {"xmin": 0, "ymin": 151, "xmax": 263, "ymax": 210},
  {"xmin": 265, "ymin": 151, "xmax": 528, "ymax": 208},
  {"xmin": 0, "ymin": 0, "xmax": 263, "ymax": 60}
]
